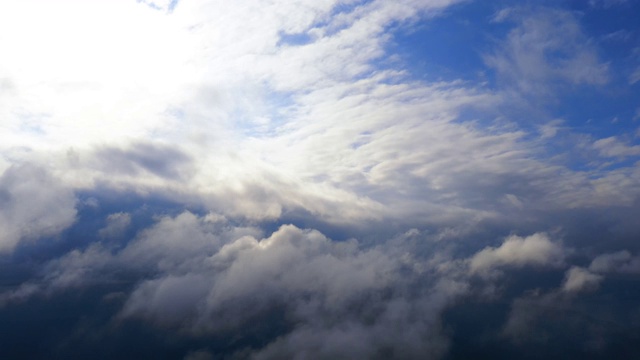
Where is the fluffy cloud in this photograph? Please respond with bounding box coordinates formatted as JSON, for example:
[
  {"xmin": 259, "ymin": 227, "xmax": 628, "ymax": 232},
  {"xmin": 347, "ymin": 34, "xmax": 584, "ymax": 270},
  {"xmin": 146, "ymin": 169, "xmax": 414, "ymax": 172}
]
[
  {"xmin": 2, "ymin": 211, "xmax": 469, "ymax": 358},
  {"xmin": 0, "ymin": 164, "xmax": 76, "ymax": 252},
  {"xmin": 469, "ymin": 233, "xmax": 565, "ymax": 274}
]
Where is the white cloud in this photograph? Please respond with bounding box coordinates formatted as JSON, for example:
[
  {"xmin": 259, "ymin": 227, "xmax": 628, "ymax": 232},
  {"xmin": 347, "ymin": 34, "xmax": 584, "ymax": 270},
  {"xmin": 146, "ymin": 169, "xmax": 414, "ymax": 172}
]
[
  {"xmin": 0, "ymin": 0, "xmax": 636, "ymax": 231},
  {"xmin": 593, "ymin": 136, "xmax": 640, "ymax": 157},
  {"xmin": 469, "ymin": 233, "xmax": 565, "ymax": 274},
  {"xmin": 0, "ymin": 209, "xmax": 470, "ymax": 357}
]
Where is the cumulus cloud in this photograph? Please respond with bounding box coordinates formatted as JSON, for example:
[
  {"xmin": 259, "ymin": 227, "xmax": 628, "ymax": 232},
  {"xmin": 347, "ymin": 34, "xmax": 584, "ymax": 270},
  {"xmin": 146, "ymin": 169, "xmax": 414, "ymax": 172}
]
[
  {"xmin": 469, "ymin": 233, "xmax": 565, "ymax": 274},
  {"xmin": 115, "ymin": 220, "xmax": 470, "ymax": 359},
  {"xmin": 561, "ymin": 266, "xmax": 603, "ymax": 293},
  {"xmin": 0, "ymin": 164, "xmax": 76, "ymax": 253},
  {"xmin": 121, "ymin": 224, "xmax": 405, "ymax": 329},
  {"xmin": 0, "ymin": 210, "xmax": 471, "ymax": 358}
]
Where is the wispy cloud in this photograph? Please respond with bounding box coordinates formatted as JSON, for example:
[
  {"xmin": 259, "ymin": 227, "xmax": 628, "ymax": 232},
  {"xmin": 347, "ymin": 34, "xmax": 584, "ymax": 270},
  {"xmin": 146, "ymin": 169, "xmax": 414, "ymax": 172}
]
[{"xmin": 486, "ymin": 6, "xmax": 609, "ymax": 95}]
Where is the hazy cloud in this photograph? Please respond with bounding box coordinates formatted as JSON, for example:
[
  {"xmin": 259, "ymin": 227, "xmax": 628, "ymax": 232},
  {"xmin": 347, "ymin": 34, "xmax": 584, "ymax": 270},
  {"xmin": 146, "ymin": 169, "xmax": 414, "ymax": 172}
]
[
  {"xmin": 589, "ymin": 250, "xmax": 640, "ymax": 274},
  {"xmin": 593, "ymin": 136, "xmax": 640, "ymax": 158},
  {"xmin": 486, "ymin": 7, "xmax": 609, "ymax": 94}
]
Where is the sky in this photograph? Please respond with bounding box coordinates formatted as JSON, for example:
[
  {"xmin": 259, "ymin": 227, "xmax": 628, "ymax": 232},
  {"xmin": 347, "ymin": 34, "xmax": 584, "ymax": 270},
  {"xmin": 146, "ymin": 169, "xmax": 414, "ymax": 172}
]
[{"xmin": 1, "ymin": 0, "xmax": 640, "ymax": 358}]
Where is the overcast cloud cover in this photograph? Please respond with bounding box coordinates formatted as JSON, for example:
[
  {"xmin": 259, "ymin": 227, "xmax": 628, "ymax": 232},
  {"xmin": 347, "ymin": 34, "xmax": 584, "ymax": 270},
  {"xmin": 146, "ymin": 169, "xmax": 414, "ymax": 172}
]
[{"xmin": 1, "ymin": 0, "xmax": 640, "ymax": 358}]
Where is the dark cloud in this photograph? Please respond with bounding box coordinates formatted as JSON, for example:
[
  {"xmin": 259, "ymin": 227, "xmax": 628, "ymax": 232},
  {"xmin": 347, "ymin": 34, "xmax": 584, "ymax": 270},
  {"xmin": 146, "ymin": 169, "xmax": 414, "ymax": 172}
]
[{"xmin": 0, "ymin": 196, "xmax": 638, "ymax": 359}]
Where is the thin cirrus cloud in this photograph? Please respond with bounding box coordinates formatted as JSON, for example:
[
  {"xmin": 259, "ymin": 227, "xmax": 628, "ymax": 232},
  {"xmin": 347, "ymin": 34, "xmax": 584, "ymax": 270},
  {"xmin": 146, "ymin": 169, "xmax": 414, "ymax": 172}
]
[{"xmin": 0, "ymin": 0, "xmax": 639, "ymax": 358}]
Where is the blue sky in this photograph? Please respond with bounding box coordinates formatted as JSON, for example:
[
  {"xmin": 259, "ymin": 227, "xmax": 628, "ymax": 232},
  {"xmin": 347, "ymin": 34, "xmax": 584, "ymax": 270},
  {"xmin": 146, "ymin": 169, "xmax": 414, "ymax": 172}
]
[{"xmin": 1, "ymin": 0, "xmax": 640, "ymax": 358}]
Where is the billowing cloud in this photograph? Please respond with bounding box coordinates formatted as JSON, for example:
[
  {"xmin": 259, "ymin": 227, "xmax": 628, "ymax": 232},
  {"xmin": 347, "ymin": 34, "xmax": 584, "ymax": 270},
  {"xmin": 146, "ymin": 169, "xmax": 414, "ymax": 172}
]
[
  {"xmin": 1, "ymin": 211, "xmax": 470, "ymax": 357},
  {"xmin": 0, "ymin": 164, "xmax": 76, "ymax": 253},
  {"xmin": 469, "ymin": 233, "xmax": 565, "ymax": 274}
]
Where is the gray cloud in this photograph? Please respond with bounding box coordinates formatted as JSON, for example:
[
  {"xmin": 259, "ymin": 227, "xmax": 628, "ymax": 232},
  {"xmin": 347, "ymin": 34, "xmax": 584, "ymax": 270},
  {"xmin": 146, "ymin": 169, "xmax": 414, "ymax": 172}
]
[
  {"xmin": 98, "ymin": 212, "xmax": 131, "ymax": 240},
  {"xmin": 589, "ymin": 250, "xmax": 640, "ymax": 274},
  {"xmin": 0, "ymin": 164, "xmax": 76, "ymax": 253},
  {"xmin": 1, "ymin": 211, "xmax": 472, "ymax": 358},
  {"xmin": 0, "ymin": 200, "xmax": 638, "ymax": 358},
  {"xmin": 92, "ymin": 142, "xmax": 194, "ymax": 180}
]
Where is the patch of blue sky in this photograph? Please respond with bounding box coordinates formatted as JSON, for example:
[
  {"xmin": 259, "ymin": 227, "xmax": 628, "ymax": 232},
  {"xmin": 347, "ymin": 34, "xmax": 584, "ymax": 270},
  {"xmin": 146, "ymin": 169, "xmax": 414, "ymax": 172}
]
[
  {"xmin": 554, "ymin": 87, "xmax": 639, "ymax": 137},
  {"xmin": 137, "ymin": 0, "xmax": 180, "ymax": 13},
  {"xmin": 167, "ymin": 0, "xmax": 179, "ymax": 12},
  {"xmin": 388, "ymin": 1, "xmax": 639, "ymax": 139},
  {"xmin": 561, "ymin": 1, "xmax": 640, "ymax": 133},
  {"xmin": 276, "ymin": 31, "xmax": 314, "ymax": 47},
  {"xmin": 384, "ymin": 1, "xmax": 503, "ymax": 85}
]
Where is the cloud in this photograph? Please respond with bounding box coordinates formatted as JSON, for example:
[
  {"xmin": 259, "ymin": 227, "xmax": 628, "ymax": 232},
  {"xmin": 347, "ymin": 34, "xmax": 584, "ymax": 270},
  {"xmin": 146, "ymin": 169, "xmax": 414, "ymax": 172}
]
[
  {"xmin": 0, "ymin": 1, "xmax": 638, "ymax": 358},
  {"xmin": 469, "ymin": 233, "xmax": 565, "ymax": 274},
  {"xmin": 486, "ymin": 7, "xmax": 609, "ymax": 95},
  {"xmin": 98, "ymin": 213, "xmax": 131, "ymax": 240},
  {"xmin": 2, "ymin": 210, "xmax": 469, "ymax": 358},
  {"xmin": 593, "ymin": 136, "xmax": 640, "ymax": 158},
  {"xmin": 91, "ymin": 142, "xmax": 194, "ymax": 181},
  {"xmin": 561, "ymin": 266, "xmax": 603, "ymax": 293},
  {"xmin": 119, "ymin": 223, "xmax": 407, "ymax": 331},
  {"xmin": 589, "ymin": 250, "xmax": 640, "ymax": 273},
  {"xmin": 0, "ymin": 164, "xmax": 76, "ymax": 253},
  {"xmin": 138, "ymin": 224, "xmax": 470, "ymax": 357}
]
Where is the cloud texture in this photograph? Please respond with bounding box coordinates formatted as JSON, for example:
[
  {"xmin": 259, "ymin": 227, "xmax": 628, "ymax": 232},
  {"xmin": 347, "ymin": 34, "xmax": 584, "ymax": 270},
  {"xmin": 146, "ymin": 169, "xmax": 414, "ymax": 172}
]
[{"xmin": 0, "ymin": 0, "xmax": 639, "ymax": 358}]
